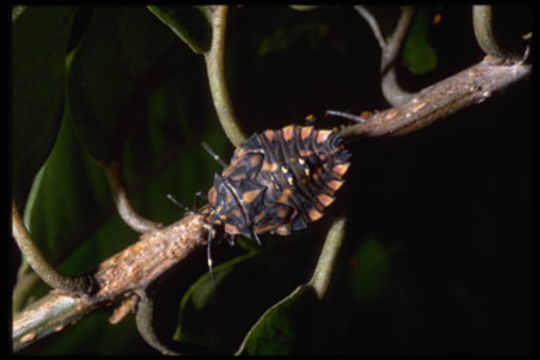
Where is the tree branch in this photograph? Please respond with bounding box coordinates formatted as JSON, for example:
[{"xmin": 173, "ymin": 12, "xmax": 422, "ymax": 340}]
[
  {"xmin": 339, "ymin": 56, "xmax": 531, "ymax": 139},
  {"xmin": 13, "ymin": 212, "xmax": 209, "ymax": 352}
]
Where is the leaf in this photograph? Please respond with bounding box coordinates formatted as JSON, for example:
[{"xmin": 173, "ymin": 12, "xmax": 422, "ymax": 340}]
[
  {"xmin": 349, "ymin": 237, "xmax": 390, "ymax": 302},
  {"xmin": 67, "ymin": 6, "xmax": 182, "ymax": 165},
  {"xmin": 174, "ymin": 251, "xmax": 258, "ymax": 344},
  {"xmin": 235, "ymin": 285, "xmax": 317, "ymax": 355},
  {"xmin": 12, "ymin": 6, "xmax": 76, "ymax": 203},
  {"xmin": 236, "ymin": 217, "xmax": 347, "ymax": 355},
  {"xmin": 402, "ymin": 12, "xmax": 438, "ymax": 75},
  {"xmin": 23, "ymin": 105, "xmax": 113, "ymax": 266},
  {"xmin": 147, "ymin": 5, "xmax": 212, "ymax": 54}
]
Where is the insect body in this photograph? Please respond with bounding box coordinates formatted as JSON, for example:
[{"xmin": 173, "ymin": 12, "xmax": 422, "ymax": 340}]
[{"xmin": 203, "ymin": 125, "xmax": 351, "ymax": 275}]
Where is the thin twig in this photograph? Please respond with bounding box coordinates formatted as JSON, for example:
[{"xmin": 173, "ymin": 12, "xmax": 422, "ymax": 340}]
[
  {"xmin": 472, "ymin": 5, "xmax": 520, "ymax": 61},
  {"xmin": 11, "ymin": 200, "xmax": 97, "ymax": 298},
  {"xmin": 105, "ymin": 161, "xmax": 163, "ymax": 234},
  {"xmin": 135, "ymin": 289, "xmax": 182, "ymax": 355},
  {"xmin": 354, "ymin": 6, "xmax": 416, "ymax": 107},
  {"xmin": 309, "ymin": 217, "xmax": 347, "ymax": 300},
  {"xmin": 354, "ymin": 6, "xmax": 386, "ymax": 49},
  {"xmin": 204, "ymin": 5, "xmax": 247, "ymax": 147},
  {"xmin": 380, "ymin": 6, "xmax": 416, "ymax": 106}
]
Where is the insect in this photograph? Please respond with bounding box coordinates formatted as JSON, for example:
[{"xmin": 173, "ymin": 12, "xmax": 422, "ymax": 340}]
[{"xmin": 201, "ymin": 124, "xmax": 351, "ymax": 277}]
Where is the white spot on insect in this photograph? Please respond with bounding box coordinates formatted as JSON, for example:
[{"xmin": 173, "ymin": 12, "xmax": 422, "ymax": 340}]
[{"xmin": 287, "ymin": 175, "xmax": 294, "ymax": 186}]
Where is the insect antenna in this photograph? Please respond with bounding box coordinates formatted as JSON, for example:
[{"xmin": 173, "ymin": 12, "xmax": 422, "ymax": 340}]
[{"xmin": 324, "ymin": 109, "xmax": 368, "ymax": 123}]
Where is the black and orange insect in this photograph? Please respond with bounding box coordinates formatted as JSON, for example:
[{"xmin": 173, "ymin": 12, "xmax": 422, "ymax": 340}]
[{"xmin": 201, "ymin": 124, "xmax": 351, "ymax": 276}]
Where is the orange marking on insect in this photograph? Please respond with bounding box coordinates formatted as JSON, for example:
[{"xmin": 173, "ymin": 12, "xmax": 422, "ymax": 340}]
[
  {"xmin": 278, "ymin": 188, "xmax": 293, "ymax": 203},
  {"xmin": 316, "ymin": 129, "xmax": 332, "ymax": 143},
  {"xmin": 208, "ymin": 187, "xmax": 217, "ymax": 205},
  {"xmin": 301, "ymin": 126, "xmax": 314, "ymax": 140},
  {"xmin": 249, "ymin": 153, "xmax": 263, "ymax": 168},
  {"xmin": 275, "ymin": 225, "xmax": 290, "ymax": 235},
  {"xmin": 327, "ymin": 179, "xmax": 344, "ymax": 191},
  {"xmin": 263, "ymin": 160, "xmax": 278, "ymax": 172},
  {"xmin": 332, "ymin": 162, "xmax": 350, "ymax": 176},
  {"xmin": 225, "ymin": 223, "xmax": 239, "ymax": 235},
  {"xmin": 232, "ymin": 173, "xmax": 247, "ymax": 181},
  {"xmin": 282, "ymin": 125, "xmax": 294, "ymax": 141},
  {"xmin": 299, "ymin": 149, "xmax": 313, "ymax": 157},
  {"xmin": 222, "ymin": 165, "xmax": 234, "ymax": 176},
  {"xmin": 242, "ymin": 189, "xmax": 261, "ymax": 204},
  {"xmin": 308, "ymin": 208, "xmax": 323, "ymax": 221},
  {"xmin": 231, "ymin": 209, "xmax": 241, "ymax": 218},
  {"xmin": 254, "ymin": 211, "xmax": 266, "ymax": 224},
  {"xmin": 264, "ymin": 129, "xmax": 275, "ymax": 141},
  {"xmin": 277, "ymin": 206, "xmax": 290, "ymax": 218},
  {"xmin": 317, "ymin": 193, "xmax": 335, "ymax": 207}
]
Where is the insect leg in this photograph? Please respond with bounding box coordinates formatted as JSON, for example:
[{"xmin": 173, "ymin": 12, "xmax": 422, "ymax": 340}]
[
  {"xmin": 252, "ymin": 230, "xmax": 262, "ymax": 246},
  {"xmin": 201, "ymin": 141, "xmax": 227, "ymax": 168},
  {"xmin": 166, "ymin": 194, "xmax": 195, "ymax": 214},
  {"xmin": 193, "ymin": 191, "xmax": 208, "ymax": 209},
  {"xmin": 207, "ymin": 228, "xmax": 216, "ymax": 280},
  {"xmin": 227, "ymin": 234, "xmax": 236, "ymax": 247}
]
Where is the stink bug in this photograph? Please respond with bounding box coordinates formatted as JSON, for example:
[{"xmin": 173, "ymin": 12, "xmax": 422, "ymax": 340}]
[{"xmin": 202, "ymin": 125, "xmax": 351, "ymax": 277}]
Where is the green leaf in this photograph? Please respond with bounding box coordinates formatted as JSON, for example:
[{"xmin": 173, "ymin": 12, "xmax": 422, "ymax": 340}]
[
  {"xmin": 235, "ymin": 285, "xmax": 317, "ymax": 355},
  {"xmin": 350, "ymin": 237, "xmax": 390, "ymax": 302},
  {"xmin": 147, "ymin": 5, "xmax": 212, "ymax": 54},
  {"xmin": 12, "ymin": 6, "xmax": 76, "ymax": 203},
  {"xmin": 174, "ymin": 251, "xmax": 258, "ymax": 344},
  {"xmin": 19, "ymin": 100, "xmax": 138, "ymax": 305},
  {"xmin": 23, "ymin": 106, "xmax": 113, "ymax": 267},
  {"xmin": 235, "ymin": 217, "xmax": 346, "ymax": 355},
  {"xmin": 402, "ymin": 12, "xmax": 438, "ymax": 75},
  {"xmin": 67, "ymin": 6, "xmax": 181, "ymax": 165}
]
